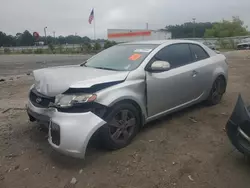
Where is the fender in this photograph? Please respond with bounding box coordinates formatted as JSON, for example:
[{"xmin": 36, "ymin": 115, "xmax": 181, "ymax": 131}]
[{"xmin": 96, "ymin": 79, "xmax": 147, "ymax": 118}]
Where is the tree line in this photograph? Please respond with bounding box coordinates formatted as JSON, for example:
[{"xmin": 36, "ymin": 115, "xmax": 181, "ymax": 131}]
[
  {"xmin": 166, "ymin": 16, "xmax": 249, "ymax": 38},
  {"xmin": 1, "ymin": 17, "xmax": 249, "ymax": 47},
  {"xmin": 0, "ymin": 30, "xmax": 95, "ymax": 47}
]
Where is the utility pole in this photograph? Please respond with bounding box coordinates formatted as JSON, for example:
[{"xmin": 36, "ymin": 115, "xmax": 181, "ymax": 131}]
[
  {"xmin": 146, "ymin": 23, "xmax": 149, "ymax": 30},
  {"xmin": 73, "ymin": 32, "xmax": 77, "ymax": 49},
  {"xmin": 192, "ymin": 18, "xmax": 196, "ymax": 38},
  {"xmin": 53, "ymin": 31, "xmax": 56, "ymax": 44},
  {"xmin": 44, "ymin": 26, "xmax": 48, "ymax": 45}
]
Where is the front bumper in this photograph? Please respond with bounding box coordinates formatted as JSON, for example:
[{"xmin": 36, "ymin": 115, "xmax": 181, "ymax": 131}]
[
  {"xmin": 226, "ymin": 94, "xmax": 250, "ymax": 156},
  {"xmin": 27, "ymin": 100, "xmax": 106, "ymax": 158}
]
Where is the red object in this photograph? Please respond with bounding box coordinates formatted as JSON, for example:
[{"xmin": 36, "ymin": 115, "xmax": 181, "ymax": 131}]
[{"xmin": 33, "ymin": 32, "xmax": 40, "ymax": 39}]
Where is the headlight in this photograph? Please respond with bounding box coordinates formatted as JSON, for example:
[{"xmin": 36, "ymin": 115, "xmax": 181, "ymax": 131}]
[{"xmin": 55, "ymin": 94, "xmax": 97, "ymax": 107}]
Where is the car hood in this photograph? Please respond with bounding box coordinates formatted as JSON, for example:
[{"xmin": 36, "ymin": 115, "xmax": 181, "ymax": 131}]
[{"xmin": 33, "ymin": 65, "xmax": 129, "ymax": 97}]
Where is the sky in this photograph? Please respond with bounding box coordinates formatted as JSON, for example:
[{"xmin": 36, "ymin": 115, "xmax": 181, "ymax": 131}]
[{"xmin": 0, "ymin": 0, "xmax": 250, "ymax": 39}]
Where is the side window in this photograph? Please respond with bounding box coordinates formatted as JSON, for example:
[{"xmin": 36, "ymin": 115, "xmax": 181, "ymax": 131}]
[
  {"xmin": 189, "ymin": 44, "xmax": 209, "ymax": 61},
  {"xmin": 154, "ymin": 44, "xmax": 192, "ymax": 68}
]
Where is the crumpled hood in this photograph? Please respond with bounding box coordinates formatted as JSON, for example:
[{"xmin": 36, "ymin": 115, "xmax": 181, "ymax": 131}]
[{"xmin": 33, "ymin": 65, "xmax": 129, "ymax": 97}]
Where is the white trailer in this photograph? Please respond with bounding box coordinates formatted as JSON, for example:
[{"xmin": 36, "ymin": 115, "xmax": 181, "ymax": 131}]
[{"xmin": 107, "ymin": 29, "xmax": 172, "ymax": 43}]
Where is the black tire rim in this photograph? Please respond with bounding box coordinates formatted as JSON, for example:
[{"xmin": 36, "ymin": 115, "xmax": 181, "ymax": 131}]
[
  {"xmin": 211, "ymin": 78, "xmax": 224, "ymax": 103},
  {"xmin": 108, "ymin": 109, "xmax": 136, "ymax": 142}
]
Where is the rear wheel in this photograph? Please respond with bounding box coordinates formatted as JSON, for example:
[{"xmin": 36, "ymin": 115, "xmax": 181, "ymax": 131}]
[
  {"xmin": 100, "ymin": 103, "xmax": 140, "ymax": 150},
  {"xmin": 207, "ymin": 76, "xmax": 226, "ymax": 105}
]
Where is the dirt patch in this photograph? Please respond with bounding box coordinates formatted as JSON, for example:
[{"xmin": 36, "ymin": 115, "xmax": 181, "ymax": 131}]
[{"xmin": 1, "ymin": 52, "xmax": 250, "ymax": 188}]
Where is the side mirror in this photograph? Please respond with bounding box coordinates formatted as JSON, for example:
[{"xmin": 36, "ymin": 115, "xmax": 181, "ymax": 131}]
[{"xmin": 148, "ymin": 61, "xmax": 171, "ymax": 72}]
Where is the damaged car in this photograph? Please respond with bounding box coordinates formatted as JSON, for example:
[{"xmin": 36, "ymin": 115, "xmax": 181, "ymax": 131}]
[
  {"xmin": 226, "ymin": 94, "xmax": 250, "ymax": 156},
  {"xmin": 26, "ymin": 40, "xmax": 228, "ymax": 158}
]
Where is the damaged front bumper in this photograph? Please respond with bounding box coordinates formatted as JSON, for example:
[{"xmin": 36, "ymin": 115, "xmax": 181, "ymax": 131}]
[
  {"xmin": 226, "ymin": 94, "xmax": 250, "ymax": 156},
  {"xmin": 26, "ymin": 100, "xmax": 106, "ymax": 158}
]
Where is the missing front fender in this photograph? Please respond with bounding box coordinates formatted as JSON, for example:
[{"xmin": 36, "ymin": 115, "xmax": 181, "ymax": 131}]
[{"xmin": 56, "ymin": 102, "xmax": 108, "ymax": 118}]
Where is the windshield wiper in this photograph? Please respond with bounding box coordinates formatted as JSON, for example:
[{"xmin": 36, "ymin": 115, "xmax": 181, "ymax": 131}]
[
  {"xmin": 93, "ymin": 67, "xmax": 118, "ymax": 71},
  {"xmin": 80, "ymin": 61, "xmax": 87, "ymax": 67}
]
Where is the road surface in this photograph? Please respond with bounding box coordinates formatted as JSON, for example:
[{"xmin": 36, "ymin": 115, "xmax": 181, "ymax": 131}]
[{"xmin": 0, "ymin": 54, "xmax": 92, "ymax": 77}]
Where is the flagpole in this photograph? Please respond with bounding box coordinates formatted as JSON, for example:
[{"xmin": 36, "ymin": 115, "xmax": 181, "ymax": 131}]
[{"xmin": 93, "ymin": 8, "xmax": 96, "ymax": 40}]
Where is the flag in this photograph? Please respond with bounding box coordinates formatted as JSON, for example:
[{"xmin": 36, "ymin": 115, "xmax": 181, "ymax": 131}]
[{"xmin": 88, "ymin": 9, "xmax": 94, "ymax": 24}]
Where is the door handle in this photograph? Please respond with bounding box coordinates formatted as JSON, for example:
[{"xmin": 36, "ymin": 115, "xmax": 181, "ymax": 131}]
[{"xmin": 192, "ymin": 70, "xmax": 198, "ymax": 77}]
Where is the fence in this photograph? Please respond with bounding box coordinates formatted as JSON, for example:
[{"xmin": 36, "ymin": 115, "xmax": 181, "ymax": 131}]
[
  {"xmin": 182, "ymin": 35, "xmax": 250, "ymax": 49},
  {"xmin": 1, "ymin": 36, "xmax": 250, "ymax": 54},
  {"xmin": 0, "ymin": 42, "xmax": 105, "ymax": 54}
]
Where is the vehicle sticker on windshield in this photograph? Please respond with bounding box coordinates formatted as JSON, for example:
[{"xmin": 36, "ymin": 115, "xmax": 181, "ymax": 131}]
[
  {"xmin": 134, "ymin": 49, "xmax": 152, "ymax": 53},
  {"xmin": 129, "ymin": 53, "xmax": 142, "ymax": 61}
]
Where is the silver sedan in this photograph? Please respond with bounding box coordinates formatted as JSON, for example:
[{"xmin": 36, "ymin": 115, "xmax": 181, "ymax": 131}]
[{"xmin": 27, "ymin": 40, "xmax": 228, "ymax": 158}]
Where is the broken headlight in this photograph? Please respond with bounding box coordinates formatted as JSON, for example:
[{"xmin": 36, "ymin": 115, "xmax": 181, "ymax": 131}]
[{"xmin": 55, "ymin": 94, "xmax": 97, "ymax": 107}]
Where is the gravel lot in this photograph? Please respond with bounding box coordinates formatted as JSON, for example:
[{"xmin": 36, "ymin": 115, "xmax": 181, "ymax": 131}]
[
  {"xmin": 1, "ymin": 51, "xmax": 250, "ymax": 188},
  {"xmin": 0, "ymin": 54, "xmax": 91, "ymax": 76}
]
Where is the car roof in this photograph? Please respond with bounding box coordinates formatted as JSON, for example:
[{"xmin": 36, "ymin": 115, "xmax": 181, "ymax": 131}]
[
  {"xmin": 123, "ymin": 39, "xmax": 203, "ymax": 46},
  {"xmin": 237, "ymin": 42, "xmax": 250, "ymax": 46}
]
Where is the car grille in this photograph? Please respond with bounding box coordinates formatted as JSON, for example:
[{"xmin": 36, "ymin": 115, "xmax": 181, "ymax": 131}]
[
  {"xmin": 29, "ymin": 88, "xmax": 55, "ymax": 108},
  {"xmin": 50, "ymin": 122, "xmax": 60, "ymax": 146}
]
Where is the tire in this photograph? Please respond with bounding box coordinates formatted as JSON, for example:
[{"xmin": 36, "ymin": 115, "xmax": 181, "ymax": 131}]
[
  {"xmin": 206, "ymin": 76, "xmax": 226, "ymax": 105},
  {"xmin": 100, "ymin": 102, "xmax": 140, "ymax": 150}
]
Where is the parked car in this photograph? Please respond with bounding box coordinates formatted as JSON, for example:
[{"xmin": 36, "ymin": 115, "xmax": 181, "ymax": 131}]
[
  {"xmin": 26, "ymin": 40, "xmax": 228, "ymax": 158},
  {"xmin": 237, "ymin": 42, "xmax": 250, "ymax": 50},
  {"xmin": 226, "ymin": 94, "xmax": 250, "ymax": 157},
  {"xmin": 203, "ymin": 41, "xmax": 217, "ymax": 50}
]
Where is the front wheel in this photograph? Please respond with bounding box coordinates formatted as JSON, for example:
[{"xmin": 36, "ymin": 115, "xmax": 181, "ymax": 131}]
[
  {"xmin": 207, "ymin": 76, "xmax": 226, "ymax": 105},
  {"xmin": 100, "ymin": 103, "xmax": 140, "ymax": 150}
]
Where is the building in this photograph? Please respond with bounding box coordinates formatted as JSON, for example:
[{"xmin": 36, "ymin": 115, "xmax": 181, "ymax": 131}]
[{"xmin": 107, "ymin": 29, "xmax": 172, "ymax": 43}]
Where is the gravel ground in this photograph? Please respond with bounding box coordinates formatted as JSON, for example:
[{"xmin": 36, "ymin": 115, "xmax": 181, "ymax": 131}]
[{"xmin": 1, "ymin": 51, "xmax": 250, "ymax": 188}]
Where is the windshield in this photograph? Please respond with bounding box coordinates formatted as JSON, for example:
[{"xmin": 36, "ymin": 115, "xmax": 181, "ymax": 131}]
[{"xmin": 84, "ymin": 44, "xmax": 158, "ymax": 71}]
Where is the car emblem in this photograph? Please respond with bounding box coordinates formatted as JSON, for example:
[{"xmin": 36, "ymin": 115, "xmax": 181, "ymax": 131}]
[{"xmin": 36, "ymin": 97, "xmax": 42, "ymax": 103}]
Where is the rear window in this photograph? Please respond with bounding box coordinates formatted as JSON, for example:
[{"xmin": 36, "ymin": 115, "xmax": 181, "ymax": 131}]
[{"xmin": 189, "ymin": 44, "xmax": 209, "ymax": 61}]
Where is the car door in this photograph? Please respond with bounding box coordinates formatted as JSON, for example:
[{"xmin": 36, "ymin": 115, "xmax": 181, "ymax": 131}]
[
  {"xmin": 146, "ymin": 43, "xmax": 202, "ymax": 118},
  {"xmin": 188, "ymin": 43, "xmax": 211, "ymax": 98}
]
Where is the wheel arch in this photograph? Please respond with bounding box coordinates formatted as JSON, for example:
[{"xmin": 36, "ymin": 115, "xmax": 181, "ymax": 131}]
[
  {"xmin": 211, "ymin": 66, "xmax": 228, "ymax": 91},
  {"xmin": 107, "ymin": 98, "xmax": 146, "ymax": 127},
  {"xmin": 214, "ymin": 74, "xmax": 227, "ymax": 84}
]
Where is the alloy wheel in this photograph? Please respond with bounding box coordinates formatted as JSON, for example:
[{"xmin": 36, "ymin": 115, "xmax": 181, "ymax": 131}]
[{"xmin": 108, "ymin": 109, "xmax": 136, "ymax": 142}]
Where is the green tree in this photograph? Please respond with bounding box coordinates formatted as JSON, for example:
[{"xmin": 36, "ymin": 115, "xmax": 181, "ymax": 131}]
[
  {"xmin": 48, "ymin": 43, "xmax": 55, "ymax": 53},
  {"xmin": 166, "ymin": 22, "xmax": 214, "ymax": 38},
  {"xmin": 19, "ymin": 30, "xmax": 34, "ymax": 46},
  {"xmin": 104, "ymin": 40, "xmax": 117, "ymax": 49},
  {"xmin": 93, "ymin": 42, "xmax": 101, "ymax": 51},
  {"xmin": 204, "ymin": 17, "xmax": 249, "ymax": 37},
  {"xmin": 84, "ymin": 42, "xmax": 92, "ymax": 53},
  {"xmin": 0, "ymin": 30, "xmax": 94, "ymax": 47},
  {"xmin": 0, "ymin": 32, "xmax": 15, "ymax": 47}
]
